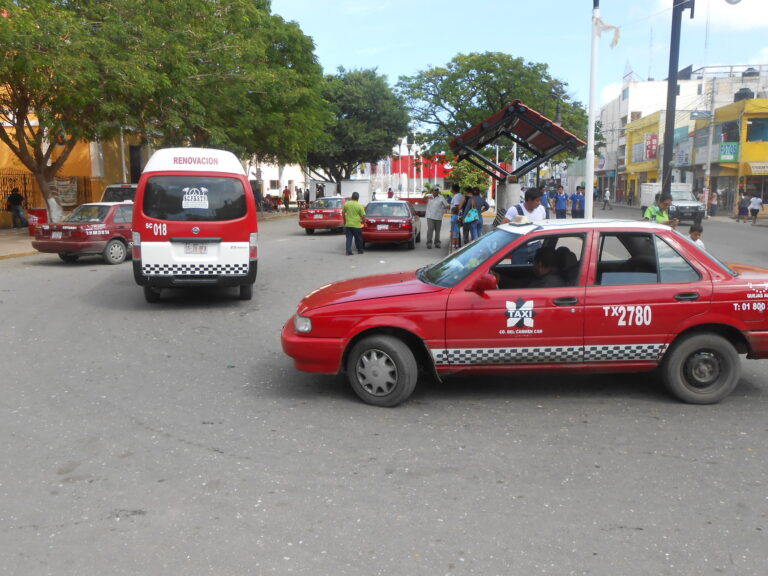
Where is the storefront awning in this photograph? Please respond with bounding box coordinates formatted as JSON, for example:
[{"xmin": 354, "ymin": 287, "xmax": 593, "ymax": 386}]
[
  {"xmin": 448, "ymin": 100, "xmax": 586, "ymax": 182},
  {"xmin": 746, "ymin": 162, "xmax": 768, "ymax": 176}
]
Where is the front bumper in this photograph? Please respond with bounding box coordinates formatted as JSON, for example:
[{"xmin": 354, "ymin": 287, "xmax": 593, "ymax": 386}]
[{"xmin": 281, "ymin": 316, "xmax": 346, "ymax": 374}]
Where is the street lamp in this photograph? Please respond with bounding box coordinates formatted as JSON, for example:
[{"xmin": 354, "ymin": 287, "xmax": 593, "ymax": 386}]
[
  {"xmin": 406, "ymin": 132, "xmax": 414, "ymax": 195},
  {"xmin": 661, "ymin": 0, "xmax": 741, "ymax": 198}
]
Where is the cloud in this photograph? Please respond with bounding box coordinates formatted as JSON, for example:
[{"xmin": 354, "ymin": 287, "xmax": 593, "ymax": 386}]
[{"xmin": 600, "ymin": 82, "xmax": 622, "ymax": 105}]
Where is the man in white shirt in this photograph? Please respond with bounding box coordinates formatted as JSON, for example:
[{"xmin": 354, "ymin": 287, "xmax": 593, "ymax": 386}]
[
  {"xmin": 502, "ymin": 187, "xmax": 547, "ymax": 223},
  {"xmin": 425, "ymin": 186, "xmax": 450, "ymax": 248}
]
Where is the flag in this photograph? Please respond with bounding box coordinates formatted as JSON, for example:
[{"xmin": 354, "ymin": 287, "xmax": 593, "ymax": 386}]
[{"xmin": 594, "ymin": 17, "xmax": 620, "ymax": 48}]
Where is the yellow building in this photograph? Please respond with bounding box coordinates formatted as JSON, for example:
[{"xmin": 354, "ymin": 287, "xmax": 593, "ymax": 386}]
[{"xmin": 623, "ymin": 111, "xmax": 663, "ymax": 204}]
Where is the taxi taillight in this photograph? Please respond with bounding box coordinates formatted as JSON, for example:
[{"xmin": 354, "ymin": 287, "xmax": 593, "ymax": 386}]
[
  {"xmin": 132, "ymin": 231, "xmax": 141, "ymax": 259},
  {"xmin": 249, "ymin": 232, "xmax": 258, "ymax": 259}
]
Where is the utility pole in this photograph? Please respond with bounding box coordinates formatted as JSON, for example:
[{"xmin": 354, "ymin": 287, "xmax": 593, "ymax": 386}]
[
  {"xmin": 661, "ymin": 0, "xmax": 695, "ymax": 198},
  {"xmin": 703, "ymin": 76, "xmax": 717, "ymax": 217}
]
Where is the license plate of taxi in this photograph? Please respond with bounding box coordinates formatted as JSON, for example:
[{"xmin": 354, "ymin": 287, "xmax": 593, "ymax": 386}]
[
  {"xmin": 377, "ymin": 224, "xmax": 389, "ymax": 230},
  {"xmin": 313, "ymin": 214, "xmax": 323, "ymax": 219},
  {"xmin": 185, "ymin": 243, "xmax": 208, "ymax": 255},
  {"xmin": 52, "ymin": 231, "xmax": 62, "ymax": 239}
]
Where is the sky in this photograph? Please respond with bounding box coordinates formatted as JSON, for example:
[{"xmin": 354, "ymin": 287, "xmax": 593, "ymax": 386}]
[{"xmin": 269, "ymin": 0, "xmax": 768, "ymax": 108}]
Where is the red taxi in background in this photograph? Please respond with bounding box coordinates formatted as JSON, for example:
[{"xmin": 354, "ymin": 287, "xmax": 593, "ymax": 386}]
[
  {"xmin": 362, "ymin": 200, "xmax": 421, "ymax": 250},
  {"xmin": 282, "ymin": 219, "xmax": 768, "ymax": 407},
  {"xmin": 299, "ymin": 196, "xmax": 346, "ymax": 234},
  {"xmin": 32, "ymin": 202, "xmax": 133, "ymax": 264}
]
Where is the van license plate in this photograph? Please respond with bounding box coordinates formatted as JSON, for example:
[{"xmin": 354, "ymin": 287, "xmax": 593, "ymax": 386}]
[{"xmin": 185, "ymin": 243, "xmax": 207, "ymax": 255}]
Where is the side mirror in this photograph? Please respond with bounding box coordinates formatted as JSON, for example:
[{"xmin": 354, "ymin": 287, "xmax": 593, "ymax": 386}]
[{"xmin": 467, "ymin": 273, "xmax": 498, "ymax": 292}]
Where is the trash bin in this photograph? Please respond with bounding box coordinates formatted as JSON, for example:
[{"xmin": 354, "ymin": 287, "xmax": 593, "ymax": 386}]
[{"xmin": 27, "ymin": 208, "xmax": 48, "ymax": 236}]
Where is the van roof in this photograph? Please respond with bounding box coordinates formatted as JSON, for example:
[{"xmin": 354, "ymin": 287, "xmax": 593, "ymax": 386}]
[{"xmin": 143, "ymin": 148, "xmax": 246, "ymax": 176}]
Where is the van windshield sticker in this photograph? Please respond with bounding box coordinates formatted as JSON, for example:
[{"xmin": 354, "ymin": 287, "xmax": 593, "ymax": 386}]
[{"xmin": 182, "ymin": 187, "xmax": 209, "ymax": 209}]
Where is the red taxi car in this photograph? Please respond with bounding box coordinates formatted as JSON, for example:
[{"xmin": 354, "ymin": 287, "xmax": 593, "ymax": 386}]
[
  {"xmin": 362, "ymin": 200, "xmax": 421, "ymax": 249},
  {"xmin": 282, "ymin": 219, "xmax": 768, "ymax": 407},
  {"xmin": 299, "ymin": 196, "xmax": 346, "ymax": 234},
  {"xmin": 32, "ymin": 202, "xmax": 133, "ymax": 264}
]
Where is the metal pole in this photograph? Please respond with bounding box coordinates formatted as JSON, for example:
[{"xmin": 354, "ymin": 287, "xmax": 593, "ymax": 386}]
[
  {"xmin": 585, "ymin": 0, "xmax": 600, "ymax": 219},
  {"xmin": 661, "ymin": 0, "xmax": 695, "ymax": 198},
  {"xmin": 703, "ymin": 76, "xmax": 717, "ymax": 217}
]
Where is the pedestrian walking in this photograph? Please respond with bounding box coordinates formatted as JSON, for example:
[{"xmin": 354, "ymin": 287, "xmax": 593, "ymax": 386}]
[
  {"xmin": 449, "ymin": 184, "xmax": 463, "ymax": 252},
  {"xmin": 570, "ymin": 186, "xmax": 585, "ymax": 218},
  {"xmin": 708, "ymin": 190, "xmax": 719, "ymax": 217},
  {"xmin": 424, "ymin": 186, "xmax": 449, "ymax": 249},
  {"xmin": 343, "ymin": 191, "xmax": 366, "ymax": 255},
  {"xmin": 602, "ymin": 188, "xmax": 613, "ymax": 210},
  {"xmin": 737, "ymin": 191, "xmax": 749, "ymax": 223},
  {"xmin": 749, "ymin": 194, "xmax": 763, "ymax": 225}
]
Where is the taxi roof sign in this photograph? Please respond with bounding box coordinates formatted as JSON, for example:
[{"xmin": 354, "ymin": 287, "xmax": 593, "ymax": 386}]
[{"xmin": 143, "ymin": 148, "xmax": 246, "ymax": 175}]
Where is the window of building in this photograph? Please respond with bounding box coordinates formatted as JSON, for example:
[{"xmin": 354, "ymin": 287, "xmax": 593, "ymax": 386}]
[
  {"xmin": 746, "ymin": 118, "xmax": 768, "ymax": 142},
  {"xmin": 622, "ymin": 87, "xmax": 629, "ymax": 100}
]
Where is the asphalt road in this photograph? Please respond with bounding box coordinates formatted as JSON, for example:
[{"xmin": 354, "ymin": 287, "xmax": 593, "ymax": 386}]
[{"xmin": 2, "ymin": 211, "xmax": 767, "ymax": 576}]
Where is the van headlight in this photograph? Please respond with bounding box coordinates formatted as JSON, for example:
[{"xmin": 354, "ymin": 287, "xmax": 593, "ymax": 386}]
[{"xmin": 294, "ymin": 314, "xmax": 312, "ymax": 333}]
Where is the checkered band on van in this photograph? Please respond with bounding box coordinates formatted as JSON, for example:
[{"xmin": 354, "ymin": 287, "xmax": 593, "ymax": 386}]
[
  {"xmin": 142, "ymin": 263, "xmax": 249, "ymax": 276},
  {"xmin": 584, "ymin": 344, "xmax": 666, "ymax": 362},
  {"xmin": 432, "ymin": 346, "xmax": 583, "ymax": 365}
]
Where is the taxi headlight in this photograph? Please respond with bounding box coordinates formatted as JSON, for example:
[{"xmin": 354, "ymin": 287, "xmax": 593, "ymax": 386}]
[{"xmin": 294, "ymin": 314, "xmax": 312, "ymax": 333}]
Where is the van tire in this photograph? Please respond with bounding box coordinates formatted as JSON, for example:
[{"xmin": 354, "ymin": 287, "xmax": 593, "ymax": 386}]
[
  {"xmin": 103, "ymin": 239, "xmax": 127, "ymax": 265},
  {"xmin": 144, "ymin": 286, "xmax": 161, "ymax": 303},
  {"xmin": 239, "ymin": 283, "xmax": 253, "ymax": 300}
]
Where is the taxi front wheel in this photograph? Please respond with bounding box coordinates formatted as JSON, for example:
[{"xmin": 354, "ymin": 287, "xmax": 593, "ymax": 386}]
[
  {"xmin": 661, "ymin": 333, "xmax": 740, "ymax": 404},
  {"xmin": 347, "ymin": 335, "xmax": 417, "ymax": 407}
]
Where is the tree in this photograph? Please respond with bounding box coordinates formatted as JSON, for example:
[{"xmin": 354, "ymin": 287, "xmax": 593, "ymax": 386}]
[
  {"xmin": 307, "ymin": 68, "xmax": 410, "ymax": 186},
  {"xmin": 0, "ymin": 0, "xmax": 328, "ymax": 219},
  {"xmin": 446, "ymin": 157, "xmax": 491, "ymax": 192},
  {"xmin": 397, "ymin": 52, "xmax": 590, "ymax": 215},
  {"xmin": 397, "ymin": 52, "xmax": 588, "ymax": 158}
]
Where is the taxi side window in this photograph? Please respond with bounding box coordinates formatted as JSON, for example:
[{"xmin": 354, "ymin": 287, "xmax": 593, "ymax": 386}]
[
  {"xmin": 597, "ymin": 233, "xmax": 658, "ymax": 285},
  {"xmin": 114, "ymin": 205, "xmax": 133, "ymax": 223},
  {"xmin": 655, "ymin": 236, "xmax": 701, "ymax": 283},
  {"xmin": 492, "ymin": 234, "xmax": 584, "ymax": 289}
]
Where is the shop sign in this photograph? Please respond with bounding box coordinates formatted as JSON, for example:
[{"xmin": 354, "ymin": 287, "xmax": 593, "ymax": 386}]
[
  {"xmin": 720, "ymin": 142, "xmax": 739, "ymax": 162},
  {"xmin": 645, "ymin": 134, "xmax": 659, "ymax": 159},
  {"xmin": 749, "ymin": 162, "xmax": 768, "ymax": 175}
]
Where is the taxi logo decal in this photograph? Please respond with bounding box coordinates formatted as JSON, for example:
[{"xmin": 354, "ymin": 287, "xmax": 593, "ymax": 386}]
[
  {"xmin": 747, "ymin": 282, "xmax": 768, "ymax": 299},
  {"xmin": 506, "ymin": 298, "xmax": 535, "ymax": 328}
]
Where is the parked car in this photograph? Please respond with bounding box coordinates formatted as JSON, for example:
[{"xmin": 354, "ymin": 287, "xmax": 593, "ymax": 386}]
[
  {"xmin": 298, "ymin": 196, "xmax": 347, "ymax": 234},
  {"xmin": 282, "ymin": 219, "xmax": 768, "ymax": 407},
  {"xmin": 362, "ymin": 200, "xmax": 421, "ymax": 249},
  {"xmin": 100, "ymin": 183, "xmax": 137, "ymax": 203},
  {"xmin": 32, "ymin": 202, "xmax": 133, "ymax": 264}
]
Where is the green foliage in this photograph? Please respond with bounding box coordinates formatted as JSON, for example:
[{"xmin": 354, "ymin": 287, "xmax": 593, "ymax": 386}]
[
  {"xmin": 0, "ymin": 0, "xmax": 329, "ymax": 203},
  {"xmin": 396, "ymin": 52, "xmax": 588, "ymax": 164},
  {"xmin": 306, "ymin": 68, "xmax": 410, "ymax": 183},
  {"xmin": 447, "ymin": 156, "xmax": 491, "ymax": 191}
]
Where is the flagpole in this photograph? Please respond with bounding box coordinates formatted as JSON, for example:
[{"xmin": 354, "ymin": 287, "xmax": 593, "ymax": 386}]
[{"xmin": 585, "ymin": 0, "xmax": 600, "ymax": 220}]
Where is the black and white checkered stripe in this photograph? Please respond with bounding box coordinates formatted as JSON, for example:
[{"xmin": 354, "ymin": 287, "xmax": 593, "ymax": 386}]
[
  {"xmin": 432, "ymin": 343, "xmax": 666, "ymax": 366},
  {"xmin": 142, "ymin": 263, "xmax": 249, "ymax": 276},
  {"xmin": 433, "ymin": 346, "xmax": 583, "ymax": 365},
  {"xmin": 584, "ymin": 343, "xmax": 666, "ymax": 362}
]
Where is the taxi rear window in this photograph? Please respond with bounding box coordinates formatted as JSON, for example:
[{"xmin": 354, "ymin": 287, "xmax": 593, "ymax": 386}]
[{"xmin": 143, "ymin": 176, "xmax": 246, "ymax": 221}]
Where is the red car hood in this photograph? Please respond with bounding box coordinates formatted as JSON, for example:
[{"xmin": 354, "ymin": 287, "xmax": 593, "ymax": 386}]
[{"xmin": 299, "ymin": 270, "xmax": 441, "ymax": 311}]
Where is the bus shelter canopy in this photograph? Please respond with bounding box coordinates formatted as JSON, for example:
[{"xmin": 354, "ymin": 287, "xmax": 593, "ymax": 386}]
[{"xmin": 448, "ymin": 100, "xmax": 586, "ymax": 182}]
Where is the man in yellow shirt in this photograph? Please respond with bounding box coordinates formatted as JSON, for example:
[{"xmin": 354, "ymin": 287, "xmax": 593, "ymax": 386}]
[{"xmin": 343, "ymin": 191, "xmax": 366, "ymax": 255}]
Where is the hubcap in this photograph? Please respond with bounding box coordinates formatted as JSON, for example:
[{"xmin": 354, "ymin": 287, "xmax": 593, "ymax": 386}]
[
  {"xmin": 683, "ymin": 351, "xmax": 720, "ymax": 389},
  {"xmin": 355, "ymin": 348, "xmax": 397, "ymax": 397}
]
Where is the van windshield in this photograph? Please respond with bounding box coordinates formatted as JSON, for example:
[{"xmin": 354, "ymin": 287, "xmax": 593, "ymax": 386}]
[{"xmin": 143, "ymin": 176, "xmax": 247, "ymax": 221}]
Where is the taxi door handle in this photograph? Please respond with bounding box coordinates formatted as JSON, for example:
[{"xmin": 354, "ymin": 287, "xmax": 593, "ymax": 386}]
[
  {"xmin": 674, "ymin": 292, "xmax": 700, "ymax": 301},
  {"xmin": 553, "ymin": 297, "xmax": 579, "ymax": 306}
]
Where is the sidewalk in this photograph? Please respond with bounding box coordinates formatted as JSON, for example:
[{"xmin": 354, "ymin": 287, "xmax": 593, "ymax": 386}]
[{"xmin": 0, "ymin": 227, "xmax": 36, "ymax": 260}]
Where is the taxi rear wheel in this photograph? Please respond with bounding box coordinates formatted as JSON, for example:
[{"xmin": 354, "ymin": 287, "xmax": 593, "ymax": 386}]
[
  {"xmin": 103, "ymin": 239, "xmax": 127, "ymax": 265},
  {"xmin": 305, "ymin": 228, "xmax": 315, "ymax": 235},
  {"xmin": 58, "ymin": 253, "xmax": 79, "ymax": 263},
  {"xmin": 661, "ymin": 333, "xmax": 740, "ymax": 404},
  {"xmin": 347, "ymin": 335, "xmax": 417, "ymax": 407}
]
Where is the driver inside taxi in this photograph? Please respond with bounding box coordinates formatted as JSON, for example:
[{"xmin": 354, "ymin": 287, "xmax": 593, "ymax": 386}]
[{"xmin": 528, "ymin": 246, "xmax": 562, "ymax": 288}]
